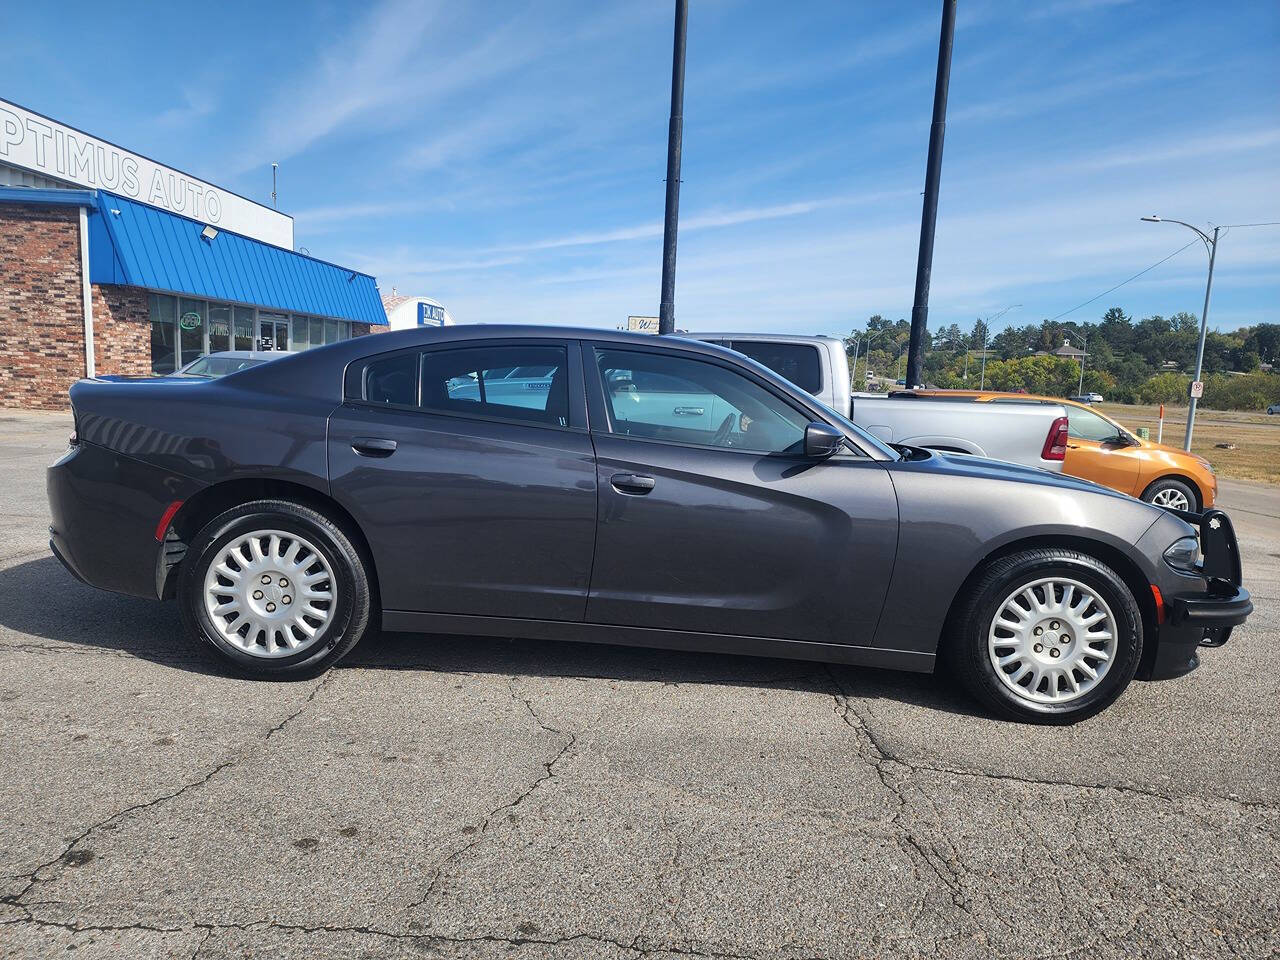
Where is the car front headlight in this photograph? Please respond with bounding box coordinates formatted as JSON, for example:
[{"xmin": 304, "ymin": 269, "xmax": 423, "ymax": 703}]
[{"xmin": 1163, "ymin": 535, "xmax": 1201, "ymax": 574}]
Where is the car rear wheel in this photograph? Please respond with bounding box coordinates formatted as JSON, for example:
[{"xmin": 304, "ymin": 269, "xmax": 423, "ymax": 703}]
[
  {"xmin": 944, "ymin": 549, "xmax": 1142, "ymax": 723},
  {"xmin": 178, "ymin": 499, "xmax": 372, "ymax": 678},
  {"xmin": 1141, "ymin": 477, "xmax": 1197, "ymax": 512}
]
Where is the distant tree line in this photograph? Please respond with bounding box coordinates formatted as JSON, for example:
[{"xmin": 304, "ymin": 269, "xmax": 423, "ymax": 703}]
[{"xmin": 845, "ymin": 309, "xmax": 1280, "ymax": 409}]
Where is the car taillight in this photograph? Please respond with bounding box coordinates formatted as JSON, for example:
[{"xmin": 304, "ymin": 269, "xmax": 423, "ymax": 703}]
[{"xmin": 1042, "ymin": 416, "xmax": 1068, "ymax": 461}]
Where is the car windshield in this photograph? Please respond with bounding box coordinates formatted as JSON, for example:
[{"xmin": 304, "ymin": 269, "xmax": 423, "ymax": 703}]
[{"xmin": 178, "ymin": 356, "xmax": 267, "ymax": 378}]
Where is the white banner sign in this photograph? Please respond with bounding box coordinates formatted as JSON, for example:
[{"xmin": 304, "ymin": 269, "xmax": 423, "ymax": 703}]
[
  {"xmin": 627, "ymin": 315, "xmax": 660, "ymax": 334},
  {"xmin": 0, "ymin": 98, "xmax": 293, "ymax": 249}
]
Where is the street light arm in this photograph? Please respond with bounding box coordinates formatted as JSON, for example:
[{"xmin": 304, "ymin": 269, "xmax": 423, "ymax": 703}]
[{"xmin": 1141, "ymin": 216, "xmax": 1213, "ymax": 250}]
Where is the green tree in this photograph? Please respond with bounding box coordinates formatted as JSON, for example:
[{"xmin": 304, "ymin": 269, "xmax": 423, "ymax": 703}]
[
  {"xmin": 1243, "ymin": 323, "xmax": 1280, "ymax": 364},
  {"xmin": 970, "ymin": 317, "xmax": 990, "ymax": 350},
  {"xmin": 1137, "ymin": 372, "xmax": 1188, "ymax": 405}
]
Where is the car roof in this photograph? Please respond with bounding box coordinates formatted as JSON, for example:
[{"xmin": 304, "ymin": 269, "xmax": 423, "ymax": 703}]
[
  {"xmin": 679, "ymin": 331, "xmax": 844, "ymax": 348},
  {"xmin": 912, "ymin": 389, "xmax": 1064, "ymax": 404}
]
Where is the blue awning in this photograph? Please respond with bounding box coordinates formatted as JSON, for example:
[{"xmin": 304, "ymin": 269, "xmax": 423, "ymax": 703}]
[{"xmin": 88, "ymin": 191, "xmax": 386, "ymax": 326}]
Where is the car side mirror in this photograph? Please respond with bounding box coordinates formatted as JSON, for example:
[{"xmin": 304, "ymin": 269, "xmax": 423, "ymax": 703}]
[{"xmin": 804, "ymin": 422, "xmax": 844, "ymax": 458}]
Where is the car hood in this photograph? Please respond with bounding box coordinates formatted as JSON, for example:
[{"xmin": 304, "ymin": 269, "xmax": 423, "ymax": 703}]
[{"xmin": 902, "ymin": 446, "xmax": 1134, "ymax": 501}]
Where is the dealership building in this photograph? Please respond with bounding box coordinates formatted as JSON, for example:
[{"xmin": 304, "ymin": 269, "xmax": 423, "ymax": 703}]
[{"xmin": 0, "ymin": 98, "xmax": 388, "ymax": 409}]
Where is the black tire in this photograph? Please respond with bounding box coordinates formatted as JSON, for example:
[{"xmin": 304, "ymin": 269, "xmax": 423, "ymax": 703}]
[
  {"xmin": 178, "ymin": 499, "xmax": 372, "ymax": 678},
  {"xmin": 1140, "ymin": 477, "xmax": 1198, "ymax": 512},
  {"xmin": 943, "ymin": 549, "xmax": 1142, "ymax": 724}
]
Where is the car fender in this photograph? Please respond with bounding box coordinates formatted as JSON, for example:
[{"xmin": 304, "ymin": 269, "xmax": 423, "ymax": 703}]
[{"xmin": 873, "ymin": 461, "xmax": 1166, "ymax": 656}]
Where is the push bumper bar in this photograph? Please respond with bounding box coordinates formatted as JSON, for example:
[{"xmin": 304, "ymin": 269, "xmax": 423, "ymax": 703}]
[{"xmin": 1148, "ymin": 507, "xmax": 1253, "ymax": 679}]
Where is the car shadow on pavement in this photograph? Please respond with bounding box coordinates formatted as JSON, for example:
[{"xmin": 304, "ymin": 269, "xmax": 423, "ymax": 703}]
[{"xmin": 0, "ymin": 555, "xmax": 983, "ymax": 718}]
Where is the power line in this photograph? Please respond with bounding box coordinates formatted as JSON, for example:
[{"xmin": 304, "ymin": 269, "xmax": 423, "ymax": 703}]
[
  {"xmin": 1044, "ymin": 238, "xmax": 1199, "ymax": 324},
  {"xmin": 1218, "ymin": 221, "xmax": 1280, "ymax": 228}
]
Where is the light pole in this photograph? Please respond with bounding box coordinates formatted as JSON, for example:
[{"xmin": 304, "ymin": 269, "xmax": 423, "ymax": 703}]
[
  {"xmin": 979, "ymin": 329, "xmax": 989, "ymax": 389},
  {"xmin": 1141, "ymin": 216, "xmax": 1219, "ymax": 450},
  {"xmin": 850, "ymin": 328, "xmax": 887, "ymax": 389},
  {"xmin": 658, "ymin": 0, "xmax": 689, "ymax": 335},
  {"xmin": 976, "ymin": 304, "xmax": 1019, "ymax": 390},
  {"xmin": 1074, "ymin": 332, "xmax": 1088, "ymax": 396}
]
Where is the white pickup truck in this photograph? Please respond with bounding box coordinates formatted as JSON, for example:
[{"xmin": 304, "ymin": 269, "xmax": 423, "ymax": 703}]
[{"xmin": 680, "ymin": 332, "xmax": 1068, "ymax": 473}]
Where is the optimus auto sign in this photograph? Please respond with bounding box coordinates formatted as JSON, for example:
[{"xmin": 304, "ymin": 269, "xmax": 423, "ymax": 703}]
[{"xmin": 0, "ymin": 98, "xmax": 294, "ymax": 249}]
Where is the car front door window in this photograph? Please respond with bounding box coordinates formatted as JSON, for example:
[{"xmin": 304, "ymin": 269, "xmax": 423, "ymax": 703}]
[
  {"xmin": 1068, "ymin": 407, "xmax": 1120, "ymax": 442},
  {"xmin": 595, "ymin": 348, "xmax": 810, "ymax": 454}
]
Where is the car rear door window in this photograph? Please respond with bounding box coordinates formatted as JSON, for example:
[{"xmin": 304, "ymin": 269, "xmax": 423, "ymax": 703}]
[
  {"xmin": 595, "ymin": 348, "xmax": 809, "ymax": 454},
  {"xmin": 724, "ymin": 340, "xmax": 823, "ymax": 394},
  {"xmin": 363, "ymin": 352, "xmax": 419, "ymax": 406},
  {"xmin": 421, "ymin": 345, "xmax": 570, "ymax": 427}
]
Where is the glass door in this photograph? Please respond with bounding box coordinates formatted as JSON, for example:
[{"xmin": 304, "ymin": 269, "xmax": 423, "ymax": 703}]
[{"xmin": 258, "ymin": 313, "xmax": 290, "ymax": 352}]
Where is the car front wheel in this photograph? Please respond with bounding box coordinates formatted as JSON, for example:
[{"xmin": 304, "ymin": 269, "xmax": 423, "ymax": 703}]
[
  {"xmin": 178, "ymin": 499, "xmax": 372, "ymax": 678},
  {"xmin": 945, "ymin": 549, "xmax": 1142, "ymax": 723},
  {"xmin": 1140, "ymin": 477, "xmax": 1197, "ymax": 512}
]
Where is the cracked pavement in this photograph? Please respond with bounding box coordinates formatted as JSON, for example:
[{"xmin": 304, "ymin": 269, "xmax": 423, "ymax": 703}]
[{"xmin": 1, "ymin": 408, "xmax": 1277, "ymax": 959}]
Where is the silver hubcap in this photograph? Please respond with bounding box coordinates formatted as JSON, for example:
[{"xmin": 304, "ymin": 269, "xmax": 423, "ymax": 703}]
[
  {"xmin": 1151, "ymin": 487, "xmax": 1191, "ymax": 510},
  {"xmin": 203, "ymin": 530, "xmax": 336, "ymax": 658},
  {"xmin": 988, "ymin": 577, "xmax": 1117, "ymax": 705}
]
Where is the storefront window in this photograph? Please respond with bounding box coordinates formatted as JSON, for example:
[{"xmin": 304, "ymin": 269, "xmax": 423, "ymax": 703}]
[
  {"xmin": 208, "ymin": 305, "xmax": 232, "ymax": 353},
  {"xmin": 234, "ymin": 307, "xmax": 255, "ymax": 351},
  {"xmin": 178, "ymin": 298, "xmax": 205, "ymax": 368},
  {"xmin": 147, "ymin": 294, "xmax": 353, "ymax": 369},
  {"xmin": 149, "ymin": 294, "xmax": 177, "ymax": 374}
]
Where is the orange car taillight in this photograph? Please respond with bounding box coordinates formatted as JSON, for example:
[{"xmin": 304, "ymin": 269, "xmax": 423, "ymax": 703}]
[{"xmin": 1042, "ymin": 416, "xmax": 1069, "ymax": 461}]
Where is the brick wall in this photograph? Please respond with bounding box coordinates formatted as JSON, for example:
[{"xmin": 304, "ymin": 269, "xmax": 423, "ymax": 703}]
[
  {"xmin": 92, "ymin": 284, "xmax": 150, "ymax": 377},
  {"xmin": 351, "ymin": 322, "xmax": 390, "ymax": 337},
  {"xmin": 0, "ymin": 202, "xmax": 86, "ymax": 410}
]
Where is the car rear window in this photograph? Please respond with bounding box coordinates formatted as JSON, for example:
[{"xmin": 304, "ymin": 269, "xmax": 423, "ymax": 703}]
[{"xmin": 724, "ymin": 341, "xmax": 823, "ymax": 394}]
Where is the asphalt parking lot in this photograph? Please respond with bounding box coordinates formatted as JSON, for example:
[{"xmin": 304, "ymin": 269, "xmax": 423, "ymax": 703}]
[{"xmin": 1, "ymin": 408, "xmax": 1277, "ymax": 960}]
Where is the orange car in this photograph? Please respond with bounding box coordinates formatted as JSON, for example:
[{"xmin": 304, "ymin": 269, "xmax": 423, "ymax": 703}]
[{"xmin": 909, "ymin": 390, "xmax": 1216, "ymax": 510}]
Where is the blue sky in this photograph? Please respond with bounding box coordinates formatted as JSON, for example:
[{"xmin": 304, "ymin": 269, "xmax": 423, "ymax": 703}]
[{"xmin": 4, "ymin": 0, "xmax": 1278, "ymax": 337}]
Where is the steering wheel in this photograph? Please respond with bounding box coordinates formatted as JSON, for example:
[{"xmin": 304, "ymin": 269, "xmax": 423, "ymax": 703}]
[{"xmin": 712, "ymin": 413, "xmax": 736, "ymax": 447}]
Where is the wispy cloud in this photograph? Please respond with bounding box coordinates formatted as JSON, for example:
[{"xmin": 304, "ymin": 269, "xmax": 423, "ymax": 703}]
[{"xmin": 155, "ymin": 86, "xmax": 216, "ymax": 127}]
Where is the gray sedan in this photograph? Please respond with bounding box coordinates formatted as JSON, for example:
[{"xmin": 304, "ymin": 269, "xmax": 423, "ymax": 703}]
[{"xmin": 47, "ymin": 326, "xmax": 1251, "ymax": 723}]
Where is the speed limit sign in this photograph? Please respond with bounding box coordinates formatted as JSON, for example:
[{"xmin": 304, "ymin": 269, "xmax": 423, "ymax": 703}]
[{"xmin": 1189, "ymin": 380, "xmax": 1204, "ymax": 399}]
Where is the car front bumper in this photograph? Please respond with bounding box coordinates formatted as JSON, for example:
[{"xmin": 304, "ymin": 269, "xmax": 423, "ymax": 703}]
[{"xmin": 1145, "ymin": 507, "xmax": 1252, "ymax": 681}]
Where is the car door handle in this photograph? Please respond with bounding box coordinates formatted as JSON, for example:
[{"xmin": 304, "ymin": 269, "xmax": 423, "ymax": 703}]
[
  {"xmin": 351, "ymin": 437, "xmax": 398, "ymax": 458},
  {"xmin": 611, "ymin": 473, "xmax": 656, "ymax": 495},
  {"xmin": 672, "ymin": 406, "xmax": 705, "ymax": 416}
]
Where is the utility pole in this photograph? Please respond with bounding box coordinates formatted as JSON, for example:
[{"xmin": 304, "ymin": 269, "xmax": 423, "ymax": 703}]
[
  {"xmin": 904, "ymin": 0, "xmax": 957, "ymax": 389},
  {"xmin": 1141, "ymin": 216, "xmax": 1220, "ymax": 450},
  {"xmin": 658, "ymin": 0, "xmax": 689, "ymax": 336},
  {"xmin": 271, "ymin": 162, "xmax": 278, "ymax": 209}
]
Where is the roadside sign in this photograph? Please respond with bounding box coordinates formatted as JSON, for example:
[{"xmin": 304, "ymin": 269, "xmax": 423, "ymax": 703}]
[
  {"xmin": 627, "ymin": 315, "xmax": 660, "ymax": 334},
  {"xmin": 1189, "ymin": 380, "xmax": 1204, "ymax": 399}
]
